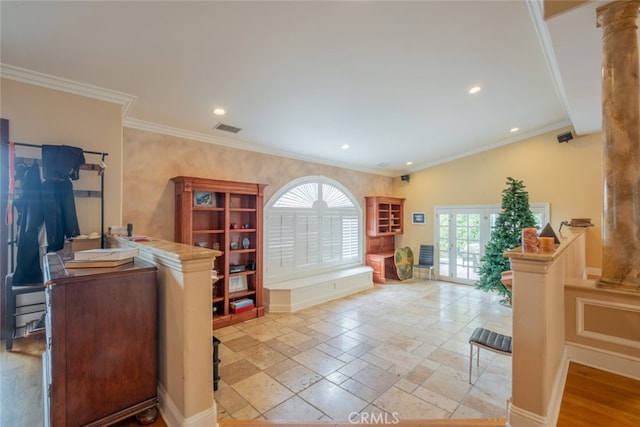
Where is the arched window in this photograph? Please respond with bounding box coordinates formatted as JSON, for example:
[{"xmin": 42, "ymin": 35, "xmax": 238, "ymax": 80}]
[{"xmin": 265, "ymin": 176, "xmax": 362, "ymax": 283}]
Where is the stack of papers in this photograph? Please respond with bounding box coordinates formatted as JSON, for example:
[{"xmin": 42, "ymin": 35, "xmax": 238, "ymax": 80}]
[
  {"xmin": 73, "ymin": 248, "xmax": 139, "ymax": 261},
  {"xmin": 65, "ymin": 248, "xmax": 139, "ymax": 269}
]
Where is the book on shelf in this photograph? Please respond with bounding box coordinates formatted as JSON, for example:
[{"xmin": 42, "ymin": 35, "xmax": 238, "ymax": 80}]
[
  {"xmin": 230, "ymin": 298, "xmax": 254, "ymax": 309},
  {"xmin": 64, "ymin": 257, "xmax": 134, "ymax": 269},
  {"xmin": 231, "ymin": 304, "xmax": 254, "ymax": 314},
  {"xmin": 73, "ymin": 248, "xmax": 139, "ymax": 261}
]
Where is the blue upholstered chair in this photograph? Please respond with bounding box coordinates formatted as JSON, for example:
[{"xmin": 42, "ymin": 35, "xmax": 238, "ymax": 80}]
[{"xmin": 414, "ymin": 244, "xmax": 435, "ymax": 280}]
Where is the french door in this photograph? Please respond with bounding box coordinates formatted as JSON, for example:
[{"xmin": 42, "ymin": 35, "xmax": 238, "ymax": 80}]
[
  {"xmin": 435, "ymin": 204, "xmax": 548, "ymax": 285},
  {"xmin": 437, "ymin": 208, "xmax": 493, "ymax": 285}
]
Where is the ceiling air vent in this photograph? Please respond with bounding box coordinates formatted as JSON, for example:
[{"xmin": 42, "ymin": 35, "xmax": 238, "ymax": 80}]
[{"xmin": 212, "ymin": 122, "xmax": 242, "ymax": 134}]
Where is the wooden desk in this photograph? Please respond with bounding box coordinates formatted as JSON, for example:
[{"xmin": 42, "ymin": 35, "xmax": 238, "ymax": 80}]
[{"xmin": 366, "ymin": 252, "xmax": 399, "ymax": 283}]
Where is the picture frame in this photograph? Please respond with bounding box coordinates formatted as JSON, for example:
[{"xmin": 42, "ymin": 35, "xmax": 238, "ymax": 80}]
[
  {"xmin": 412, "ymin": 212, "xmax": 426, "ymax": 225},
  {"xmin": 194, "ymin": 191, "xmax": 215, "ymax": 207},
  {"xmin": 229, "ymin": 275, "xmax": 248, "ymax": 293}
]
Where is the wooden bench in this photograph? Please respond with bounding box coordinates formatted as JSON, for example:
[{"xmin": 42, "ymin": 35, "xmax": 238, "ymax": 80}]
[{"xmin": 468, "ymin": 327, "xmax": 512, "ymax": 384}]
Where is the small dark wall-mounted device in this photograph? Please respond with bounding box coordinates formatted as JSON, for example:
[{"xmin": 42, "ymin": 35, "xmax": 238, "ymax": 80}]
[
  {"xmin": 557, "ymin": 131, "xmax": 574, "ymax": 143},
  {"xmin": 401, "ymin": 174, "xmax": 410, "ymax": 183}
]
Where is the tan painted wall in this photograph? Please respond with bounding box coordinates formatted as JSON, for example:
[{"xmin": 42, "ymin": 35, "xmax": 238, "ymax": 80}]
[
  {"xmin": 393, "ymin": 129, "xmax": 603, "ymax": 270},
  {"xmin": 122, "ymin": 127, "xmax": 393, "ymax": 241},
  {"xmin": 0, "ymin": 78, "xmax": 124, "ymax": 234}
]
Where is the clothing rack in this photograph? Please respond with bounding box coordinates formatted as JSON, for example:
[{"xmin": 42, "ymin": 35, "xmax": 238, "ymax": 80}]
[
  {"xmin": 7, "ymin": 140, "xmax": 108, "ymax": 255},
  {"xmin": 11, "ymin": 141, "xmax": 108, "ymax": 158}
]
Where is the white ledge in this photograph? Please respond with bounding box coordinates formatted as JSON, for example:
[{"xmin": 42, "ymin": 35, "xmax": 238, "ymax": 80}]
[
  {"xmin": 503, "ymin": 227, "xmax": 586, "ymax": 263},
  {"xmin": 264, "ymin": 266, "xmax": 373, "ymax": 312},
  {"xmin": 110, "ymin": 235, "xmax": 221, "ymax": 273}
]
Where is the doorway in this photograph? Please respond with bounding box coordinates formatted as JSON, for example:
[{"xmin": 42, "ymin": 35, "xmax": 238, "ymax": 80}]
[{"xmin": 435, "ymin": 204, "xmax": 548, "ymax": 285}]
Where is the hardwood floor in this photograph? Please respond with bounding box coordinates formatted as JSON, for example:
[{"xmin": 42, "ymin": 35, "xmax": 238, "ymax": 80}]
[{"xmin": 558, "ymin": 362, "xmax": 640, "ymax": 427}]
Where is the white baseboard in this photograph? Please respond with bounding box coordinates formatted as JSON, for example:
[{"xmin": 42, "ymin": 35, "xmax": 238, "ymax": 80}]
[
  {"xmin": 158, "ymin": 383, "xmax": 218, "ymax": 427},
  {"xmin": 547, "ymin": 349, "xmax": 570, "ymax": 427},
  {"xmin": 508, "ymin": 403, "xmax": 548, "ymax": 427},
  {"xmin": 566, "ymin": 342, "xmax": 640, "ymax": 380}
]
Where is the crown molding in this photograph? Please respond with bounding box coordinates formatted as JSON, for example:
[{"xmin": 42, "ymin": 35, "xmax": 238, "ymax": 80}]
[
  {"xmin": 0, "ymin": 63, "xmax": 137, "ymax": 118},
  {"xmin": 0, "ymin": 64, "xmax": 393, "ymax": 177},
  {"xmin": 410, "ymin": 118, "xmax": 572, "ymax": 173},
  {"xmin": 124, "ymin": 117, "xmax": 394, "ymax": 177},
  {"xmin": 124, "ymin": 117, "xmax": 250, "ymax": 149},
  {"xmin": 525, "ymin": 0, "xmax": 574, "ymax": 122}
]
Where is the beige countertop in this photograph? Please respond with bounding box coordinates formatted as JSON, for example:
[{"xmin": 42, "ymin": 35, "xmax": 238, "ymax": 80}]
[
  {"xmin": 503, "ymin": 226, "xmax": 586, "ymax": 262},
  {"xmin": 109, "ymin": 235, "xmax": 222, "ymax": 262}
]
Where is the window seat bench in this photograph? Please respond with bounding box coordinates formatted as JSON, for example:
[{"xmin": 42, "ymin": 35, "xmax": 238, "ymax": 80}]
[{"xmin": 263, "ymin": 266, "xmax": 373, "ymax": 312}]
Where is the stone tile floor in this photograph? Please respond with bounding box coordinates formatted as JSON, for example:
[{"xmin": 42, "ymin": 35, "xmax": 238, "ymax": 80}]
[{"xmin": 214, "ymin": 280, "xmax": 512, "ymax": 422}]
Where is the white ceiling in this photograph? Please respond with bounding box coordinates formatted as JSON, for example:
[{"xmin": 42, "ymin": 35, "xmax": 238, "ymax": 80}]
[{"xmin": 0, "ymin": 1, "xmax": 610, "ymax": 176}]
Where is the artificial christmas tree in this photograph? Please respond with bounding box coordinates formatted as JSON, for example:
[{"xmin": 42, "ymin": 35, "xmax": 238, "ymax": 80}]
[{"xmin": 476, "ymin": 177, "xmax": 537, "ymax": 305}]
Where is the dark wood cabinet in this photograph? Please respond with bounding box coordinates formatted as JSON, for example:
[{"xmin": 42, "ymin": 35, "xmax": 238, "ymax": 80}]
[
  {"xmin": 171, "ymin": 176, "xmax": 266, "ymax": 329},
  {"xmin": 42, "ymin": 253, "xmax": 158, "ymax": 427},
  {"xmin": 365, "ymin": 196, "xmax": 405, "ymax": 283}
]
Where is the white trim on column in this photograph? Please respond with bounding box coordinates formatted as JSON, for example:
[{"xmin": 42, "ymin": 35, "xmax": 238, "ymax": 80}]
[
  {"xmin": 508, "ymin": 403, "xmax": 548, "ymax": 427},
  {"xmin": 158, "ymin": 383, "xmax": 218, "ymax": 427}
]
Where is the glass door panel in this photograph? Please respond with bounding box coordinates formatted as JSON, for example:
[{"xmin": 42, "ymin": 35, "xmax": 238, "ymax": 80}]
[
  {"xmin": 454, "ymin": 213, "xmax": 481, "ymax": 284},
  {"xmin": 436, "ymin": 203, "xmax": 548, "ymax": 286},
  {"xmin": 437, "ymin": 213, "xmax": 450, "ymax": 277}
]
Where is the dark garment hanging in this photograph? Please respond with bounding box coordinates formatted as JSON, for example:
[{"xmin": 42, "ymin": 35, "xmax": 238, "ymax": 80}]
[
  {"xmin": 42, "ymin": 144, "xmax": 85, "ymax": 181},
  {"xmin": 41, "ymin": 179, "xmax": 80, "ymax": 251},
  {"xmin": 12, "ymin": 163, "xmax": 44, "ymax": 286},
  {"xmin": 40, "ymin": 145, "xmax": 85, "ymax": 252}
]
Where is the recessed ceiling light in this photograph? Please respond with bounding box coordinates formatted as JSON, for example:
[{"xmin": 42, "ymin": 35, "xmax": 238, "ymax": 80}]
[
  {"xmin": 213, "ymin": 108, "xmax": 226, "ymax": 116},
  {"xmin": 510, "ymin": 127, "xmax": 520, "ymax": 133},
  {"xmin": 341, "ymin": 144, "xmax": 350, "ymax": 150},
  {"xmin": 406, "ymin": 161, "xmax": 413, "ymax": 166},
  {"xmin": 468, "ymin": 86, "xmax": 481, "ymax": 95}
]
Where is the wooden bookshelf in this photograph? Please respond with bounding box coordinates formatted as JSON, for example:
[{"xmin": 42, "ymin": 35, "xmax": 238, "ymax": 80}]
[{"xmin": 172, "ymin": 176, "xmax": 266, "ymax": 329}]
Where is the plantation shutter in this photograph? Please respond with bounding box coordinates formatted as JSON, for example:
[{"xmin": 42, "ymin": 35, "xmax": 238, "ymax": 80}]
[
  {"xmin": 265, "ymin": 177, "xmax": 362, "ymax": 282},
  {"xmin": 266, "ymin": 213, "xmax": 295, "ymax": 278}
]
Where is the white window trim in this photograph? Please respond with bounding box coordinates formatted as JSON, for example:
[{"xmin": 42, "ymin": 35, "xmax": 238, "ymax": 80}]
[{"xmin": 264, "ymin": 176, "xmax": 363, "ymax": 284}]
